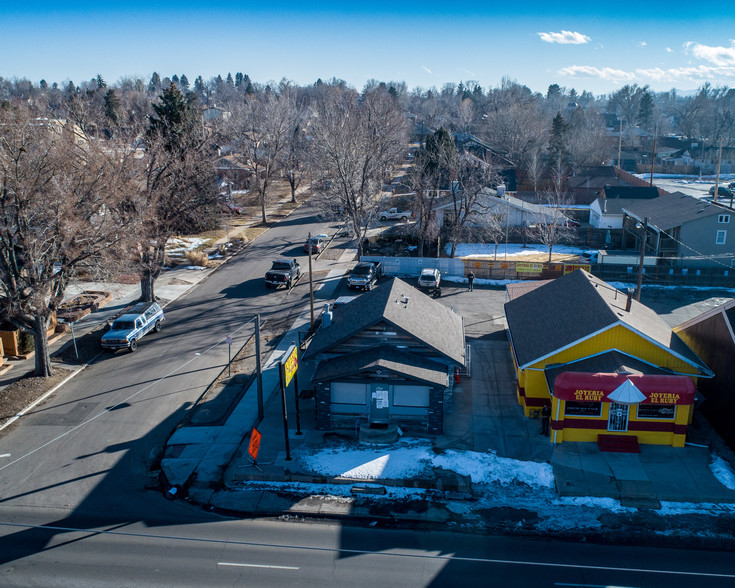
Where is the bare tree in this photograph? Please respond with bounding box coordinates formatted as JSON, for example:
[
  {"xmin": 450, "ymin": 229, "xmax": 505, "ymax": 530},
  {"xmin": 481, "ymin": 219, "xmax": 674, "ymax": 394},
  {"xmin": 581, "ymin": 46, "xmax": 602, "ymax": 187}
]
[
  {"xmin": 445, "ymin": 152, "xmax": 501, "ymax": 257},
  {"xmin": 528, "ymin": 190, "xmax": 575, "ymax": 262},
  {"xmin": 134, "ymin": 84, "xmax": 218, "ymax": 302},
  {"xmin": 235, "ymin": 89, "xmax": 300, "ymax": 223},
  {"xmin": 0, "ymin": 104, "xmax": 133, "ymax": 376},
  {"xmin": 282, "ymin": 123, "xmax": 309, "ymax": 203},
  {"xmin": 307, "ymin": 87, "xmax": 407, "ymax": 257}
]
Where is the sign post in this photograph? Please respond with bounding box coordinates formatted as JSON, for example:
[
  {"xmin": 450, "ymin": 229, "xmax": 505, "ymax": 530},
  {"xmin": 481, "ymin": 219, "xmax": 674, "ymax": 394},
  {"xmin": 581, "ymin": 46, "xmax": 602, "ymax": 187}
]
[
  {"xmin": 240, "ymin": 428, "xmax": 263, "ymax": 472},
  {"xmin": 279, "ymin": 345, "xmax": 299, "ymax": 461},
  {"xmin": 226, "ymin": 336, "xmax": 233, "ymax": 377}
]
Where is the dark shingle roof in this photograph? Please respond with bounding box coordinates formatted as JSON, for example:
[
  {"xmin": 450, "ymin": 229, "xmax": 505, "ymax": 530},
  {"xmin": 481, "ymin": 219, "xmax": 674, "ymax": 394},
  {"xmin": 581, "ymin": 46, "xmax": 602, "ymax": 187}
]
[
  {"xmin": 622, "ymin": 191, "xmax": 725, "ymax": 230},
  {"xmin": 602, "ymin": 186, "xmax": 660, "ymax": 200},
  {"xmin": 304, "ymin": 277, "xmax": 465, "ymax": 365},
  {"xmin": 312, "ymin": 345, "xmax": 449, "ymax": 387},
  {"xmin": 504, "ymin": 270, "xmax": 708, "ymax": 373}
]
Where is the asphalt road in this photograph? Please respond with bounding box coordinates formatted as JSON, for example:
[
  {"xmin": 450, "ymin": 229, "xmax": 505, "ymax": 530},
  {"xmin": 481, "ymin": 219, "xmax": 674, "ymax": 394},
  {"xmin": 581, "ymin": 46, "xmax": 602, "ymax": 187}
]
[{"xmin": 1, "ymin": 201, "xmax": 735, "ymax": 586}]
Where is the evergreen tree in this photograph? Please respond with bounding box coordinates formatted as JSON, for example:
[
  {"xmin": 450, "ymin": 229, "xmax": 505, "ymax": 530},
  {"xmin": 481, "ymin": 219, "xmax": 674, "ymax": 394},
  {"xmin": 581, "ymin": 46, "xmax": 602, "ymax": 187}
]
[
  {"xmin": 39, "ymin": 79, "xmax": 48, "ymax": 89},
  {"xmin": 148, "ymin": 72, "xmax": 162, "ymax": 93},
  {"xmin": 172, "ymin": 74, "xmax": 180, "ymax": 87},
  {"xmin": 104, "ymin": 89, "xmax": 122, "ymax": 124},
  {"xmin": 547, "ymin": 112, "xmax": 569, "ymax": 189},
  {"xmin": 194, "ymin": 75, "xmax": 205, "ymax": 95},
  {"xmin": 226, "ymin": 73, "xmax": 234, "ymax": 87},
  {"xmin": 96, "ymin": 74, "xmax": 106, "ymax": 89},
  {"xmin": 546, "ymin": 84, "xmax": 561, "ymax": 100},
  {"xmin": 245, "ymin": 81, "xmax": 255, "ymax": 95},
  {"xmin": 180, "ymin": 74, "xmax": 189, "ymax": 90},
  {"xmin": 235, "ymin": 72, "xmax": 244, "ymax": 87},
  {"xmin": 147, "ymin": 83, "xmax": 198, "ymax": 152},
  {"xmin": 638, "ymin": 90, "xmax": 654, "ymax": 130}
]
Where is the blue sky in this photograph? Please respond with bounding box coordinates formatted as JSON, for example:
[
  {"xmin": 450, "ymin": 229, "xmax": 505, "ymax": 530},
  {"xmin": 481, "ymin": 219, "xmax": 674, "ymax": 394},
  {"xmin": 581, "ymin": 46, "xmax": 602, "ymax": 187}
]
[{"xmin": 3, "ymin": 2, "xmax": 735, "ymax": 96}]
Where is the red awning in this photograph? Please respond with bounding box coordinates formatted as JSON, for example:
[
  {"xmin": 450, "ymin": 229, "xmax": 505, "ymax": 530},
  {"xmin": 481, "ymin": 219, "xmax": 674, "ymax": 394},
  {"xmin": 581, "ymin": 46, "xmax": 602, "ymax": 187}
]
[{"xmin": 553, "ymin": 372, "xmax": 695, "ymax": 405}]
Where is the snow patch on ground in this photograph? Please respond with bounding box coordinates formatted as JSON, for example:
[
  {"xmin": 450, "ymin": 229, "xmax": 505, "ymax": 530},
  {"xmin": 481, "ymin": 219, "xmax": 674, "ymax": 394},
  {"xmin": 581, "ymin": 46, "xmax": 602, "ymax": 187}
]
[
  {"xmin": 166, "ymin": 237, "xmax": 208, "ymax": 255},
  {"xmin": 710, "ymin": 454, "xmax": 735, "ymax": 490},
  {"xmin": 297, "ymin": 440, "xmax": 554, "ymax": 488}
]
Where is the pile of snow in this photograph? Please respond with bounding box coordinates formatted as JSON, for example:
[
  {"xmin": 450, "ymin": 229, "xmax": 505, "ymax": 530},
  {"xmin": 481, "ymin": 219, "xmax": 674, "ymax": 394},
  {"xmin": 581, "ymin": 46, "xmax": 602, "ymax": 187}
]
[
  {"xmin": 166, "ymin": 237, "xmax": 208, "ymax": 255},
  {"xmin": 297, "ymin": 440, "xmax": 554, "ymax": 489},
  {"xmin": 710, "ymin": 455, "xmax": 735, "ymax": 490}
]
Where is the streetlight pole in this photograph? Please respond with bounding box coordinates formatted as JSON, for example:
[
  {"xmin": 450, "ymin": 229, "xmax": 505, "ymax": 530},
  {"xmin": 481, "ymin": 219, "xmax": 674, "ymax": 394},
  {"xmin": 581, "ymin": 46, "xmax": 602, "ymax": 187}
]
[{"xmin": 635, "ymin": 217, "xmax": 648, "ymax": 302}]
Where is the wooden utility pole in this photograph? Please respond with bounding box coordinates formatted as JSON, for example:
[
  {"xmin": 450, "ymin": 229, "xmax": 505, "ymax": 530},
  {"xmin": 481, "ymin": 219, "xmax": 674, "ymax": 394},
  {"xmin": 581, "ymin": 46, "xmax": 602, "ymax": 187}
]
[
  {"xmin": 714, "ymin": 137, "xmax": 723, "ymax": 203},
  {"xmin": 308, "ymin": 232, "xmax": 314, "ymax": 328},
  {"xmin": 617, "ymin": 118, "xmax": 623, "ymax": 170},
  {"xmin": 649, "ymin": 128, "xmax": 657, "ymax": 186}
]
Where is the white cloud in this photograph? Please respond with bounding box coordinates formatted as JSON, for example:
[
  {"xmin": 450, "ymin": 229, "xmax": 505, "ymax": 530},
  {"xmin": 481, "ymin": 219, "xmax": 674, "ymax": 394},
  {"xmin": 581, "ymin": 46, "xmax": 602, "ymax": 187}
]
[
  {"xmin": 639, "ymin": 41, "xmax": 647, "ymax": 47},
  {"xmin": 422, "ymin": 65, "xmax": 435, "ymax": 76},
  {"xmin": 559, "ymin": 63, "xmax": 735, "ymax": 85},
  {"xmin": 666, "ymin": 47, "xmax": 673, "ymax": 53},
  {"xmin": 537, "ymin": 30, "xmax": 590, "ymax": 45},
  {"xmin": 685, "ymin": 40, "xmax": 735, "ymax": 66},
  {"xmin": 558, "ymin": 65, "xmax": 636, "ymax": 83}
]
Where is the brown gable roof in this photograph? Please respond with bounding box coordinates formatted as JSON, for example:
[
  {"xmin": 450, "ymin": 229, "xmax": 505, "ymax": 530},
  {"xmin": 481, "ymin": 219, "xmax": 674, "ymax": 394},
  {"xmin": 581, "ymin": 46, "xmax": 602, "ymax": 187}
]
[
  {"xmin": 312, "ymin": 345, "xmax": 449, "ymax": 387},
  {"xmin": 304, "ymin": 277, "xmax": 465, "ymax": 365},
  {"xmin": 504, "ymin": 270, "xmax": 709, "ymax": 373}
]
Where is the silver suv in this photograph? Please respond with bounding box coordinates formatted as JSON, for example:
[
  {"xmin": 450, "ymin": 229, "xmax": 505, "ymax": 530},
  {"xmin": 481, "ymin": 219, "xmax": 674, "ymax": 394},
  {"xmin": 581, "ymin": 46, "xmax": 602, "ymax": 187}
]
[
  {"xmin": 417, "ymin": 268, "xmax": 441, "ymax": 297},
  {"xmin": 101, "ymin": 302, "xmax": 164, "ymax": 352}
]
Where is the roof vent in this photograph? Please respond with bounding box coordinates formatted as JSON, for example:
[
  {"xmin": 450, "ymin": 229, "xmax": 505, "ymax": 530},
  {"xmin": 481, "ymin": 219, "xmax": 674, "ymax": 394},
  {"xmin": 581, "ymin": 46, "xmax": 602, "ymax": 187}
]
[
  {"xmin": 625, "ymin": 289, "xmax": 633, "ymax": 312},
  {"xmin": 322, "ymin": 303, "xmax": 333, "ymax": 328}
]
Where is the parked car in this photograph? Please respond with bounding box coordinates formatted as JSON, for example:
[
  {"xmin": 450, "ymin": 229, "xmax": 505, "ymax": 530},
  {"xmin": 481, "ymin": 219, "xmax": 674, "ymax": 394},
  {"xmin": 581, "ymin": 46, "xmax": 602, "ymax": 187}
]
[
  {"xmin": 347, "ymin": 261, "xmax": 383, "ymax": 291},
  {"xmin": 101, "ymin": 302, "xmax": 164, "ymax": 352},
  {"xmin": 728, "ymin": 182, "xmax": 735, "ymax": 191},
  {"xmin": 417, "ymin": 268, "xmax": 441, "ymax": 297},
  {"xmin": 709, "ymin": 185, "xmax": 734, "ymax": 197},
  {"xmin": 264, "ymin": 258, "xmax": 301, "ymax": 289},
  {"xmin": 304, "ymin": 234, "xmax": 328, "ymax": 254},
  {"xmin": 221, "ymin": 202, "xmax": 243, "ymax": 215},
  {"xmin": 378, "ymin": 208, "xmax": 414, "ymax": 222}
]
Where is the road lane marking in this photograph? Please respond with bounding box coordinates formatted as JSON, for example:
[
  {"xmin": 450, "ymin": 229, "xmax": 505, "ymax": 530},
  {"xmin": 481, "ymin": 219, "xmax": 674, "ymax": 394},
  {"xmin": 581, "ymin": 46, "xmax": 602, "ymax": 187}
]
[
  {"xmin": 0, "ymin": 521, "xmax": 734, "ymax": 580},
  {"xmin": 219, "ymin": 562, "xmax": 299, "ymax": 570},
  {"xmin": 0, "ymin": 454, "xmax": 10, "ymax": 458},
  {"xmin": 0, "ymin": 318, "xmax": 258, "ymax": 472}
]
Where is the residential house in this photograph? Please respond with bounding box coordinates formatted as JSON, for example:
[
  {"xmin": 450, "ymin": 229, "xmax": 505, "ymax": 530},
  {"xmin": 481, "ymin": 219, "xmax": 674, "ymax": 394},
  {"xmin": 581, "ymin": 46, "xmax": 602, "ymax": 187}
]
[
  {"xmin": 304, "ymin": 278, "xmax": 465, "ymax": 435},
  {"xmin": 434, "ymin": 189, "xmax": 570, "ymax": 229},
  {"xmin": 620, "ymin": 191, "xmax": 735, "ymax": 268},
  {"xmin": 589, "ymin": 186, "xmax": 660, "ymax": 230}
]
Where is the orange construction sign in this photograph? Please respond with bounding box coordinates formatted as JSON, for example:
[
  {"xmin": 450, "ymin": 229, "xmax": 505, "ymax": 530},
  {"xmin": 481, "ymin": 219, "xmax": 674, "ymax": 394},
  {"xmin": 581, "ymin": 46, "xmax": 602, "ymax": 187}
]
[{"xmin": 248, "ymin": 428, "xmax": 262, "ymax": 461}]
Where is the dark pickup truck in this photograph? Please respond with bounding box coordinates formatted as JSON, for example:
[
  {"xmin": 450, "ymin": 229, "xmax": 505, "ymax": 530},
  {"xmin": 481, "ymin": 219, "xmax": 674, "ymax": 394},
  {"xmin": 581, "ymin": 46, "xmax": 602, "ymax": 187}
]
[
  {"xmin": 265, "ymin": 259, "xmax": 301, "ymax": 289},
  {"xmin": 347, "ymin": 261, "xmax": 383, "ymax": 291}
]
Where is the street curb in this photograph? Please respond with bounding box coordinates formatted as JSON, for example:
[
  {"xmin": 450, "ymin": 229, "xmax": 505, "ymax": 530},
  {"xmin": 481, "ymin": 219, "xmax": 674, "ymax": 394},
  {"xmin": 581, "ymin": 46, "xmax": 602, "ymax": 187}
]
[{"xmin": 0, "ymin": 365, "xmax": 86, "ymax": 433}]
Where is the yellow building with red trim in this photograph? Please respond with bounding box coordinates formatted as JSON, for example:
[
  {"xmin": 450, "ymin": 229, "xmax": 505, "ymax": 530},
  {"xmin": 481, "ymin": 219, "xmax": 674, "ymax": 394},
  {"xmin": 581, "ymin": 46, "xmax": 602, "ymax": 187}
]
[{"xmin": 504, "ymin": 270, "xmax": 712, "ymax": 447}]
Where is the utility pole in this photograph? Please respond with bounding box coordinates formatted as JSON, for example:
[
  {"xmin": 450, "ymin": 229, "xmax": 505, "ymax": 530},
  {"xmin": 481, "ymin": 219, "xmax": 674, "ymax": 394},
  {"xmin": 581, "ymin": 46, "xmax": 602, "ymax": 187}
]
[
  {"xmin": 308, "ymin": 232, "xmax": 314, "ymax": 328},
  {"xmin": 617, "ymin": 118, "xmax": 623, "ymax": 170},
  {"xmin": 649, "ymin": 128, "xmax": 657, "ymax": 186},
  {"xmin": 635, "ymin": 217, "xmax": 648, "ymax": 302},
  {"xmin": 255, "ymin": 314, "xmax": 263, "ymax": 422},
  {"xmin": 714, "ymin": 137, "xmax": 723, "ymax": 203}
]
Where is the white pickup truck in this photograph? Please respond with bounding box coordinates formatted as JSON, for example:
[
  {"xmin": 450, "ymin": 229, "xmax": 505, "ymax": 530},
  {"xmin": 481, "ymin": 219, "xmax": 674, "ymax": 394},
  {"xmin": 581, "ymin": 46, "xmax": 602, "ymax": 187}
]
[{"xmin": 378, "ymin": 208, "xmax": 414, "ymax": 222}]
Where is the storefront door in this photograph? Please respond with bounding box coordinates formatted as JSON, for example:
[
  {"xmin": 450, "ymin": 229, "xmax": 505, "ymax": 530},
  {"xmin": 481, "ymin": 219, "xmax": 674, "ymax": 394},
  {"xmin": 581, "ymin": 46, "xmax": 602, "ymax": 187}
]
[{"xmin": 607, "ymin": 403, "xmax": 629, "ymax": 432}]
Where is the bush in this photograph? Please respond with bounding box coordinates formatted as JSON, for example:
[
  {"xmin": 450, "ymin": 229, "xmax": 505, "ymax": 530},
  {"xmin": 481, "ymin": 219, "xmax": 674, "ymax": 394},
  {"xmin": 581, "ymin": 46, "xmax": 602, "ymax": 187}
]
[
  {"xmin": 18, "ymin": 331, "xmax": 34, "ymax": 355},
  {"xmin": 184, "ymin": 250, "xmax": 209, "ymax": 267}
]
